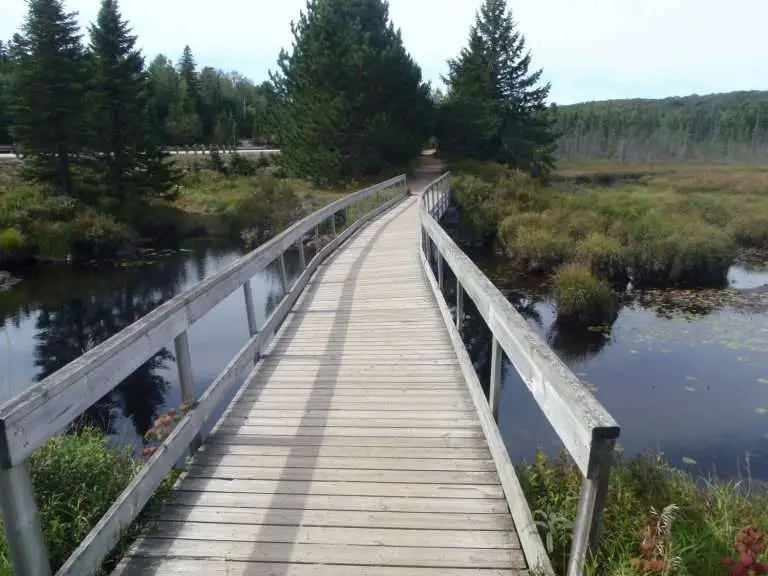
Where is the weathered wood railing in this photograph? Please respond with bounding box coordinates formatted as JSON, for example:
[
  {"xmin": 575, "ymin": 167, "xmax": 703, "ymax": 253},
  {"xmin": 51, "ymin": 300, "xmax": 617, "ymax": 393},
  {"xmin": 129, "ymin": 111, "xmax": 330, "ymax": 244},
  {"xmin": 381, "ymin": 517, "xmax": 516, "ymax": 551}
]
[
  {"xmin": 0, "ymin": 174, "xmax": 408, "ymax": 576},
  {"xmin": 419, "ymin": 172, "xmax": 620, "ymax": 576}
]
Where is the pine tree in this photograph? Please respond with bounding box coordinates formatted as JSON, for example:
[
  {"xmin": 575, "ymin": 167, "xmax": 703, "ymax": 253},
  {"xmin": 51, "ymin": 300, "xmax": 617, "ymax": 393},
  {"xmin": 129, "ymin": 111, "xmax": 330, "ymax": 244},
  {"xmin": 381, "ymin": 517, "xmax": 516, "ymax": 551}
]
[
  {"xmin": 10, "ymin": 0, "xmax": 88, "ymax": 196},
  {"xmin": 272, "ymin": 0, "xmax": 432, "ymax": 184},
  {"xmin": 440, "ymin": 0, "xmax": 557, "ymax": 176},
  {"xmin": 88, "ymin": 0, "xmax": 176, "ymax": 209},
  {"xmin": 0, "ymin": 40, "xmax": 14, "ymax": 145}
]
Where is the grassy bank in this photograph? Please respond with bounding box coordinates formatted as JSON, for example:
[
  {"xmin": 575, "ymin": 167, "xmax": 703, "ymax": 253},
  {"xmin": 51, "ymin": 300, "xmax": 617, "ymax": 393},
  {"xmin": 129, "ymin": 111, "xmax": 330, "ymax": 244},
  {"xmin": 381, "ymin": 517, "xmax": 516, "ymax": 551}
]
[
  {"xmin": 450, "ymin": 160, "xmax": 768, "ymax": 321},
  {"xmin": 519, "ymin": 451, "xmax": 768, "ymax": 575},
  {"xmin": 0, "ymin": 152, "xmax": 400, "ymax": 268},
  {"xmin": 0, "ymin": 428, "xmax": 177, "ymax": 575}
]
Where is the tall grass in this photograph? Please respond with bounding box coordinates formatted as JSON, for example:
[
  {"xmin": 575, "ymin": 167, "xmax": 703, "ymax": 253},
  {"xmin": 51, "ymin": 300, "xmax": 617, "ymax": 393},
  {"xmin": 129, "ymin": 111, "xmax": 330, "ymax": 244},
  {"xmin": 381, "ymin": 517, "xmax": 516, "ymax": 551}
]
[
  {"xmin": 0, "ymin": 428, "xmax": 177, "ymax": 575},
  {"xmin": 518, "ymin": 450, "xmax": 768, "ymax": 576},
  {"xmin": 453, "ymin": 162, "xmax": 768, "ymax": 291}
]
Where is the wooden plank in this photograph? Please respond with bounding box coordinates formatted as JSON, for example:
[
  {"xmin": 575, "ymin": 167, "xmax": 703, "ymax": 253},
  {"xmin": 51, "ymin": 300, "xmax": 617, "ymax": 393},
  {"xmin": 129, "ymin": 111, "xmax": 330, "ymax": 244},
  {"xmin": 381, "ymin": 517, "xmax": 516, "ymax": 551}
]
[
  {"xmin": 122, "ymin": 540, "xmax": 526, "ymax": 569},
  {"xmin": 168, "ymin": 491, "xmax": 509, "ymax": 514},
  {"xmin": 192, "ymin": 454, "xmax": 496, "ymax": 471},
  {"xmin": 207, "ymin": 434, "xmax": 485, "ymax": 448},
  {"xmin": 187, "ymin": 466, "xmax": 500, "ymax": 485},
  {"xmin": 196, "ymin": 444, "xmax": 492, "ymax": 460},
  {"xmin": 213, "ymin": 426, "xmax": 484, "ymax": 438},
  {"xmin": 221, "ymin": 417, "xmax": 480, "ymax": 428},
  {"xmin": 216, "ymin": 401, "xmax": 478, "ymax": 412},
  {"xmin": 176, "ymin": 478, "xmax": 505, "ymax": 499},
  {"xmin": 225, "ymin": 409, "xmax": 478, "ymax": 420},
  {"xmin": 116, "ymin": 556, "xmax": 521, "ymax": 576},
  {"xmin": 116, "ymin": 558, "xmax": 528, "ymax": 576},
  {"xmin": 151, "ymin": 507, "xmax": 514, "ymax": 530},
  {"xmin": 143, "ymin": 522, "xmax": 518, "ymax": 549}
]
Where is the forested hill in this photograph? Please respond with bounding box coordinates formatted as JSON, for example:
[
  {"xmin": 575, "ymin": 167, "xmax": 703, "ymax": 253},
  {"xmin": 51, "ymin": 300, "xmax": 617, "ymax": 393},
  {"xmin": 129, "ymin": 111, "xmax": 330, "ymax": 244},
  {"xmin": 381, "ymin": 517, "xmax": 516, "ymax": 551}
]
[{"xmin": 554, "ymin": 90, "xmax": 768, "ymax": 163}]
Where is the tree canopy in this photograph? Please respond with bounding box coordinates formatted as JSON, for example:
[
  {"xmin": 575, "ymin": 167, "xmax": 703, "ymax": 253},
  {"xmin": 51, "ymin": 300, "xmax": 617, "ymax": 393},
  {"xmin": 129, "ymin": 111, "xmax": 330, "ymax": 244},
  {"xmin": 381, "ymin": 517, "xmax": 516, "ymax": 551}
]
[
  {"xmin": 271, "ymin": 0, "xmax": 433, "ymax": 185},
  {"xmin": 438, "ymin": 0, "xmax": 557, "ymax": 177},
  {"xmin": 555, "ymin": 91, "xmax": 768, "ymax": 163}
]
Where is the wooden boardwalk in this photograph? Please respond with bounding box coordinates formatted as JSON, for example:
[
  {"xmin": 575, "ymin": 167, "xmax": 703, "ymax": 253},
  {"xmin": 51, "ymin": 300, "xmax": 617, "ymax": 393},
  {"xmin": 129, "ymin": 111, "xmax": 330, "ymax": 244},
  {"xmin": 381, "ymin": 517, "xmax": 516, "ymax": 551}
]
[{"xmin": 116, "ymin": 196, "xmax": 528, "ymax": 575}]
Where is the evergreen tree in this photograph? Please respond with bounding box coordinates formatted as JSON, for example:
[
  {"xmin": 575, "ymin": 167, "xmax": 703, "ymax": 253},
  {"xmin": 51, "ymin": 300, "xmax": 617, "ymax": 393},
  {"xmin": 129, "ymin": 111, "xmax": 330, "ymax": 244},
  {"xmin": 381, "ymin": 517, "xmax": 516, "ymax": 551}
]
[
  {"xmin": 87, "ymin": 0, "xmax": 175, "ymax": 208},
  {"xmin": 10, "ymin": 0, "xmax": 88, "ymax": 196},
  {"xmin": 0, "ymin": 40, "xmax": 14, "ymax": 145},
  {"xmin": 272, "ymin": 0, "xmax": 432, "ymax": 184},
  {"xmin": 440, "ymin": 0, "xmax": 557, "ymax": 176}
]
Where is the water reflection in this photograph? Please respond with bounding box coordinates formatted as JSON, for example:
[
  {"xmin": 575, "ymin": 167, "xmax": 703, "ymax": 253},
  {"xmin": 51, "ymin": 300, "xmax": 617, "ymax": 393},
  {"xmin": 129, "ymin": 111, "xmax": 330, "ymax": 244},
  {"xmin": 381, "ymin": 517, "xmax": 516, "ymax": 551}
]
[
  {"xmin": 437, "ymin": 206, "xmax": 768, "ymax": 479},
  {"xmin": 0, "ymin": 238, "xmax": 288, "ymax": 449}
]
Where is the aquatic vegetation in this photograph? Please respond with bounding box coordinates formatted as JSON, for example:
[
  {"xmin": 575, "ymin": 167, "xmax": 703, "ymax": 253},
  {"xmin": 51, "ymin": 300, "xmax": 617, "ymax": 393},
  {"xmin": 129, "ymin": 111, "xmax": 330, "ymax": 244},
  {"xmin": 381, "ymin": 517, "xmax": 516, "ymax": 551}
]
[
  {"xmin": 550, "ymin": 262, "xmax": 618, "ymax": 324},
  {"xmin": 517, "ymin": 450, "xmax": 768, "ymax": 576},
  {"xmin": 452, "ymin": 162, "xmax": 768, "ymax": 289}
]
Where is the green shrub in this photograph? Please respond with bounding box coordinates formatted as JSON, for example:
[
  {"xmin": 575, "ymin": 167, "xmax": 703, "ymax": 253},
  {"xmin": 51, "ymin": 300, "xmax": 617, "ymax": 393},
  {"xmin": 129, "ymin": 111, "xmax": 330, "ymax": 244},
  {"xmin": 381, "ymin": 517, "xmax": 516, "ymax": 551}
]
[
  {"xmin": 551, "ymin": 262, "xmax": 618, "ymax": 325},
  {"xmin": 0, "ymin": 429, "xmax": 139, "ymax": 573},
  {"xmin": 729, "ymin": 213, "xmax": 768, "ymax": 247},
  {"xmin": 628, "ymin": 217, "xmax": 736, "ymax": 287},
  {"xmin": 517, "ymin": 450, "xmax": 768, "ymax": 576},
  {"xmin": 502, "ymin": 221, "xmax": 573, "ymax": 274},
  {"xmin": 0, "ymin": 228, "xmax": 25, "ymax": 254},
  {"xmin": 575, "ymin": 232, "xmax": 628, "ymax": 283},
  {"xmin": 228, "ymin": 174, "xmax": 303, "ymax": 245}
]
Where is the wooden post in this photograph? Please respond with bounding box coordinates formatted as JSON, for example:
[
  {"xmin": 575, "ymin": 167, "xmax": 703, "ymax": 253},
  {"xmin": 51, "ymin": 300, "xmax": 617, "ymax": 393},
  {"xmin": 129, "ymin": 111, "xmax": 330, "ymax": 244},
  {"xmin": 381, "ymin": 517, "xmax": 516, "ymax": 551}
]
[
  {"xmin": 173, "ymin": 331, "xmax": 201, "ymax": 452},
  {"xmin": 0, "ymin": 464, "xmax": 52, "ymax": 576},
  {"xmin": 456, "ymin": 283, "xmax": 464, "ymax": 334},
  {"xmin": 437, "ymin": 252, "xmax": 444, "ymax": 291},
  {"xmin": 243, "ymin": 280, "xmax": 258, "ymax": 338},
  {"xmin": 489, "ymin": 337, "xmax": 502, "ymax": 420},
  {"xmin": 297, "ymin": 236, "xmax": 306, "ymax": 271},
  {"xmin": 567, "ymin": 439, "xmax": 615, "ymax": 576},
  {"xmin": 279, "ymin": 253, "xmax": 289, "ymax": 295},
  {"xmin": 331, "ymin": 214, "xmax": 337, "ymax": 237},
  {"xmin": 314, "ymin": 224, "xmax": 320, "ymax": 254}
]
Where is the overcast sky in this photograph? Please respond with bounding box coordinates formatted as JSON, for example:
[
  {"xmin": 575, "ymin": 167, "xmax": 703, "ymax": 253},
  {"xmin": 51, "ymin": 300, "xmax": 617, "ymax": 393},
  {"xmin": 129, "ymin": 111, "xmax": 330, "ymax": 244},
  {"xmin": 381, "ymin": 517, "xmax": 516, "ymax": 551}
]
[{"xmin": 1, "ymin": 0, "xmax": 765, "ymax": 105}]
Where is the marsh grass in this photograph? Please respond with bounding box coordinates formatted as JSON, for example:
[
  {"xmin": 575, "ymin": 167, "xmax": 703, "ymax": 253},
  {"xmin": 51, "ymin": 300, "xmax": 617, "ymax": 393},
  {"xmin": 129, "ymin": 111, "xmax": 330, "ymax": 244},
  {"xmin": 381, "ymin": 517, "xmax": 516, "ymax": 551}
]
[
  {"xmin": 0, "ymin": 428, "xmax": 179, "ymax": 575},
  {"xmin": 518, "ymin": 450, "xmax": 768, "ymax": 576},
  {"xmin": 551, "ymin": 262, "xmax": 618, "ymax": 324}
]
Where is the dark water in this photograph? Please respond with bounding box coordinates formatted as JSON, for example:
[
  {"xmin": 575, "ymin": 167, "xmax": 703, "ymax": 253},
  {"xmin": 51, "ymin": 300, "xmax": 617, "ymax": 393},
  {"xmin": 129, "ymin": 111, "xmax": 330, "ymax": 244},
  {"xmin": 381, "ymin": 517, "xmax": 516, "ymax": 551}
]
[
  {"xmin": 2, "ymin": 224, "xmax": 768, "ymax": 479},
  {"xmin": 0, "ymin": 238, "xmax": 303, "ymax": 453},
  {"xmin": 437, "ymin": 207, "xmax": 768, "ymax": 480}
]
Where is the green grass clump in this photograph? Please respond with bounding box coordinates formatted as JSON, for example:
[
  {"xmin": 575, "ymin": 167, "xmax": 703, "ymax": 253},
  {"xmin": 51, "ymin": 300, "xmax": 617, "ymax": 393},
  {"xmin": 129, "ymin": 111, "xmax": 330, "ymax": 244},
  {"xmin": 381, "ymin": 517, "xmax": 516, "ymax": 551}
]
[
  {"xmin": 0, "ymin": 428, "xmax": 178, "ymax": 575},
  {"xmin": 502, "ymin": 219, "xmax": 573, "ymax": 274},
  {"xmin": 576, "ymin": 232, "xmax": 627, "ymax": 283},
  {"xmin": 518, "ymin": 450, "xmax": 768, "ymax": 576},
  {"xmin": 550, "ymin": 262, "xmax": 618, "ymax": 324},
  {"xmin": 0, "ymin": 228, "xmax": 25, "ymax": 254}
]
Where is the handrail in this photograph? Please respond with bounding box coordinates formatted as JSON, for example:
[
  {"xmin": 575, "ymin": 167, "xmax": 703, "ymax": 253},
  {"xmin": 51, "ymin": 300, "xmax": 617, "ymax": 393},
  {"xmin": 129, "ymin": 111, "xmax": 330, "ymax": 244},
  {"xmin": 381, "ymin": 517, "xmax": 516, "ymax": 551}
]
[
  {"xmin": 0, "ymin": 174, "xmax": 408, "ymax": 576},
  {"xmin": 418, "ymin": 173, "xmax": 619, "ymax": 576}
]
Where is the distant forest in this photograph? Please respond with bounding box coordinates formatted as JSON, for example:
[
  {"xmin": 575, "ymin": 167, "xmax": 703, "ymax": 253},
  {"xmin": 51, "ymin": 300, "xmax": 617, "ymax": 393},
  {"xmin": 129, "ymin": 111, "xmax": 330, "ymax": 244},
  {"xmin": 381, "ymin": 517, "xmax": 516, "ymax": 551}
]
[{"xmin": 554, "ymin": 91, "xmax": 768, "ymax": 163}]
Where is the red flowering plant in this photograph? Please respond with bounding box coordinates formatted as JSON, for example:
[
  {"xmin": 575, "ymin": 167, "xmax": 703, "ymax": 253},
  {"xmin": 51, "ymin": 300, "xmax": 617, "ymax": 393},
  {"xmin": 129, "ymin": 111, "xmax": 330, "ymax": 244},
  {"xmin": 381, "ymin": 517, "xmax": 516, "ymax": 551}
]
[
  {"xmin": 141, "ymin": 402, "xmax": 197, "ymax": 458},
  {"xmin": 722, "ymin": 527, "xmax": 768, "ymax": 576}
]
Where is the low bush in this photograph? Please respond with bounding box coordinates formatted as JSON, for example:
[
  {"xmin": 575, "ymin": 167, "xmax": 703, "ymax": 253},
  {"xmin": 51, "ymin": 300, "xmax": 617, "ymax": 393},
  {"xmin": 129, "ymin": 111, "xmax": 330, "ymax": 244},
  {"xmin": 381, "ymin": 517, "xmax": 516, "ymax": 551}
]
[
  {"xmin": 576, "ymin": 232, "xmax": 628, "ymax": 283},
  {"xmin": 518, "ymin": 450, "xmax": 768, "ymax": 576},
  {"xmin": 0, "ymin": 429, "xmax": 178, "ymax": 575},
  {"xmin": 0, "ymin": 228, "xmax": 25, "ymax": 254},
  {"xmin": 505, "ymin": 223, "xmax": 573, "ymax": 274},
  {"xmin": 551, "ymin": 262, "xmax": 618, "ymax": 325},
  {"xmin": 229, "ymin": 174, "xmax": 303, "ymax": 247}
]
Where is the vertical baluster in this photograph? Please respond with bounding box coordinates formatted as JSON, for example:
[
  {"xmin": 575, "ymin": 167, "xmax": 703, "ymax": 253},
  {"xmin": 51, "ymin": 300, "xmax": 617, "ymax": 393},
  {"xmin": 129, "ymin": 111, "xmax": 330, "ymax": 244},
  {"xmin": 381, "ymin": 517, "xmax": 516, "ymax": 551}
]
[
  {"xmin": 314, "ymin": 224, "xmax": 320, "ymax": 253},
  {"xmin": 331, "ymin": 213, "xmax": 337, "ymax": 237},
  {"xmin": 567, "ymin": 439, "xmax": 615, "ymax": 576},
  {"xmin": 297, "ymin": 235, "xmax": 306, "ymax": 271},
  {"xmin": 456, "ymin": 283, "xmax": 464, "ymax": 334},
  {"xmin": 0, "ymin": 464, "xmax": 51, "ymax": 576},
  {"xmin": 243, "ymin": 280, "xmax": 258, "ymax": 338},
  {"xmin": 174, "ymin": 331, "xmax": 200, "ymax": 451},
  {"xmin": 437, "ymin": 252, "xmax": 444, "ymax": 291},
  {"xmin": 279, "ymin": 253, "xmax": 289, "ymax": 295},
  {"xmin": 489, "ymin": 337, "xmax": 502, "ymax": 420}
]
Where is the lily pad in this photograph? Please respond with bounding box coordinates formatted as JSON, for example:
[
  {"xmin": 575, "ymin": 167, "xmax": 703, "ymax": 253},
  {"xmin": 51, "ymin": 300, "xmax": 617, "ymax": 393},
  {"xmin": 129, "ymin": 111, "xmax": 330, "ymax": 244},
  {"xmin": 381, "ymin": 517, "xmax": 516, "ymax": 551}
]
[
  {"xmin": 685, "ymin": 386, "xmax": 696, "ymax": 392},
  {"xmin": 757, "ymin": 407, "xmax": 768, "ymax": 415},
  {"xmin": 758, "ymin": 378, "xmax": 768, "ymax": 385},
  {"xmin": 685, "ymin": 376, "xmax": 699, "ymax": 382},
  {"xmin": 682, "ymin": 457, "xmax": 697, "ymax": 465}
]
